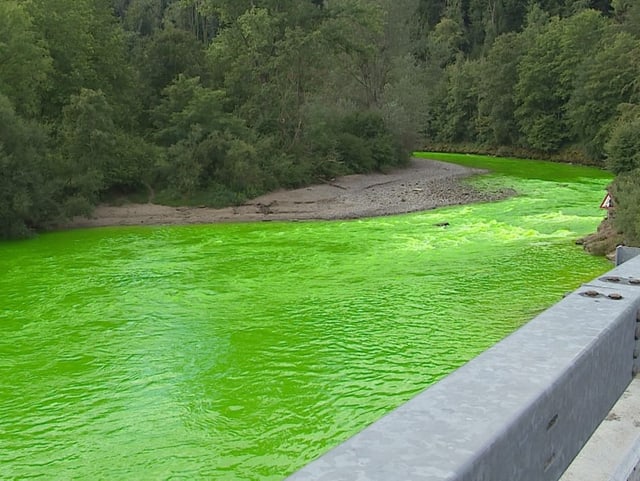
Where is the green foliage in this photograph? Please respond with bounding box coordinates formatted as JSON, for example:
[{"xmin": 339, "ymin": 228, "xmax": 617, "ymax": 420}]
[
  {"xmin": 58, "ymin": 89, "xmax": 116, "ymax": 203},
  {"xmin": 598, "ymin": 105, "xmax": 640, "ymax": 246},
  {"xmin": 567, "ymin": 32, "xmax": 640, "ymax": 159},
  {"xmin": 139, "ymin": 27, "xmax": 208, "ymax": 97},
  {"xmin": 440, "ymin": 57, "xmax": 480, "ymax": 143},
  {"xmin": 58, "ymin": 88, "xmax": 156, "ymax": 207},
  {"xmin": 152, "ymin": 75, "xmax": 269, "ymax": 197},
  {"xmin": 0, "ymin": 96, "xmax": 58, "ymax": 238},
  {"xmin": 426, "ymin": 17, "xmax": 466, "ymax": 66},
  {"xmin": 605, "ymin": 106, "xmax": 640, "ymax": 174},
  {"xmin": 337, "ymin": 112, "xmax": 397, "ymax": 172},
  {"xmin": 475, "ymin": 33, "xmax": 525, "ymax": 146},
  {"xmin": 8, "ymin": 0, "xmax": 640, "ymax": 242},
  {"xmin": 25, "ymin": 0, "xmax": 139, "ymax": 125},
  {"xmin": 610, "ymin": 169, "xmax": 640, "ymax": 245},
  {"xmin": 0, "ymin": 1, "xmax": 52, "ymax": 117},
  {"xmin": 207, "ymin": 6, "xmax": 300, "ymax": 134},
  {"xmin": 515, "ymin": 11, "xmax": 608, "ymax": 151},
  {"xmin": 613, "ymin": 0, "xmax": 640, "ymax": 36},
  {"xmin": 121, "ymin": 0, "xmax": 165, "ymax": 35}
]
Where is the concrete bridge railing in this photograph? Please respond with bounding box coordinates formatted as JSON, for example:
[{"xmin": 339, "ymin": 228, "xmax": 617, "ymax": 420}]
[{"xmin": 287, "ymin": 254, "xmax": 640, "ymax": 481}]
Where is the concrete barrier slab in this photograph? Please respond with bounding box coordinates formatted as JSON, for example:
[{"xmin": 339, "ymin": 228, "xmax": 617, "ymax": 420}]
[
  {"xmin": 616, "ymin": 247, "xmax": 640, "ymax": 266},
  {"xmin": 560, "ymin": 378, "xmax": 640, "ymax": 481}
]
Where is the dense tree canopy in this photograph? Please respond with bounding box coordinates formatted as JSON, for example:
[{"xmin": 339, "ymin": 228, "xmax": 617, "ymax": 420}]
[{"xmin": 2, "ymin": 0, "xmax": 640, "ymax": 244}]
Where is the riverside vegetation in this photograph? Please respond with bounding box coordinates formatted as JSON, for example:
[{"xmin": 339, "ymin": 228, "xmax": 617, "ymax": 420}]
[{"xmin": 1, "ymin": 0, "xmax": 640, "ymax": 244}]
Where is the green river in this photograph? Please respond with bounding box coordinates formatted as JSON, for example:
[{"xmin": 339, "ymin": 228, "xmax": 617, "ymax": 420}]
[{"xmin": 0, "ymin": 154, "xmax": 613, "ymax": 480}]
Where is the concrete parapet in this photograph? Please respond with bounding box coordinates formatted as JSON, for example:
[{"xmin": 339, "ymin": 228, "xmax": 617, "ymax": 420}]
[
  {"xmin": 616, "ymin": 246, "xmax": 640, "ymax": 266},
  {"xmin": 560, "ymin": 378, "xmax": 640, "ymax": 481},
  {"xmin": 287, "ymin": 257, "xmax": 640, "ymax": 481}
]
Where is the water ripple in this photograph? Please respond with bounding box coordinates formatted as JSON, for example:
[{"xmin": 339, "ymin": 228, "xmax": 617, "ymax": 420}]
[{"xmin": 0, "ymin": 171, "xmax": 612, "ymax": 480}]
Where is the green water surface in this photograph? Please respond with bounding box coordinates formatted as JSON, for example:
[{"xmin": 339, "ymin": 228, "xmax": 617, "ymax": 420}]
[{"xmin": 0, "ymin": 154, "xmax": 613, "ymax": 480}]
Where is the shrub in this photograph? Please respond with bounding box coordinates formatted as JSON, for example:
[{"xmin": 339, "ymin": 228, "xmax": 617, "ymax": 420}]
[
  {"xmin": 0, "ymin": 95, "xmax": 60, "ymax": 238},
  {"xmin": 605, "ymin": 108, "xmax": 640, "ymax": 174},
  {"xmin": 335, "ymin": 111, "xmax": 408, "ymax": 172},
  {"xmin": 610, "ymin": 168, "xmax": 640, "ymax": 246}
]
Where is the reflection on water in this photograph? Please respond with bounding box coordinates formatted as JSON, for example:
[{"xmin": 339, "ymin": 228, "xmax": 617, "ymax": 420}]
[{"xmin": 0, "ymin": 158, "xmax": 612, "ymax": 480}]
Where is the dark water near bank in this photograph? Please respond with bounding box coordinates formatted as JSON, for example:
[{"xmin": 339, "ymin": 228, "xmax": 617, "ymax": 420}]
[{"xmin": 0, "ymin": 156, "xmax": 612, "ymax": 480}]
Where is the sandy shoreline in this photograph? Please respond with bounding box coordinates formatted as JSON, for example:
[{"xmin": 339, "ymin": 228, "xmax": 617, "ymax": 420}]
[{"xmin": 62, "ymin": 158, "xmax": 515, "ymax": 229}]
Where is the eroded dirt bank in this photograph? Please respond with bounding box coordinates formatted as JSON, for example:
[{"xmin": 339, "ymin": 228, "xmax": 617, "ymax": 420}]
[{"xmin": 63, "ymin": 158, "xmax": 515, "ymax": 228}]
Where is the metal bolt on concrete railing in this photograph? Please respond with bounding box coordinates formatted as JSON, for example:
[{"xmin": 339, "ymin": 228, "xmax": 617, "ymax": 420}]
[
  {"xmin": 581, "ymin": 290, "xmax": 624, "ymax": 300},
  {"xmin": 600, "ymin": 276, "xmax": 640, "ymax": 286}
]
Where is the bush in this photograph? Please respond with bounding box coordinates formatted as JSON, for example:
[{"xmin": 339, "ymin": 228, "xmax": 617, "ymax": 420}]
[
  {"xmin": 335, "ymin": 132, "xmax": 376, "ymax": 172},
  {"xmin": 610, "ymin": 168, "xmax": 640, "ymax": 246},
  {"xmin": 0, "ymin": 95, "xmax": 60, "ymax": 238},
  {"xmin": 335, "ymin": 111, "xmax": 408, "ymax": 172},
  {"xmin": 605, "ymin": 109, "xmax": 640, "ymax": 174}
]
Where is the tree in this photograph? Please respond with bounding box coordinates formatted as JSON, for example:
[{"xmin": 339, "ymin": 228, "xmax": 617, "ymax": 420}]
[
  {"xmin": 612, "ymin": 0, "xmax": 640, "ymax": 36},
  {"xmin": 120, "ymin": 0, "xmax": 166, "ymax": 35},
  {"xmin": 604, "ymin": 105, "xmax": 640, "ymax": 242},
  {"xmin": 610, "ymin": 168, "xmax": 640, "ymax": 246},
  {"xmin": 417, "ymin": 0, "xmax": 447, "ymax": 30},
  {"xmin": 207, "ymin": 6, "xmax": 288, "ymax": 133},
  {"xmin": 0, "ymin": 95, "xmax": 58, "ymax": 238},
  {"xmin": 164, "ymin": 0, "xmax": 219, "ymax": 43},
  {"xmin": 27, "ymin": 0, "xmax": 138, "ymax": 123},
  {"xmin": 567, "ymin": 31, "xmax": 640, "ymax": 159},
  {"xmin": 475, "ymin": 32, "xmax": 525, "ymax": 146},
  {"xmin": 605, "ymin": 105, "xmax": 640, "ymax": 174},
  {"xmin": 0, "ymin": 1, "xmax": 52, "ymax": 117},
  {"xmin": 515, "ymin": 10, "xmax": 607, "ymax": 151},
  {"xmin": 421, "ymin": 16, "xmax": 466, "ymax": 67},
  {"xmin": 438, "ymin": 56, "xmax": 480, "ymax": 143},
  {"xmin": 484, "ymin": 0, "xmax": 529, "ymax": 44},
  {"xmin": 139, "ymin": 27, "xmax": 208, "ymax": 98},
  {"xmin": 57, "ymin": 89, "xmax": 118, "ymax": 205},
  {"xmin": 152, "ymin": 75, "xmax": 265, "ymax": 197},
  {"xmin": 336, "ymin": 111, "xmax": 407, "ymax": 172},
  {"xmin": 57, "ymin": 88, "xmax": 157, "ymax": 201}
]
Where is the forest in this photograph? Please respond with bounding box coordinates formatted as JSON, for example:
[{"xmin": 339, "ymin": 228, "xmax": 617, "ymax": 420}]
[{"xmin": 1, "ymin": 0, "xmax": 639, "ymax": 243}]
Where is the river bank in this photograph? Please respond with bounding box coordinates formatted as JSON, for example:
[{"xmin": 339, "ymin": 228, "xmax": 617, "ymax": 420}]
[{"xmin": 63, "ymin": 158, "xmax": 515, "ymax": 228}]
